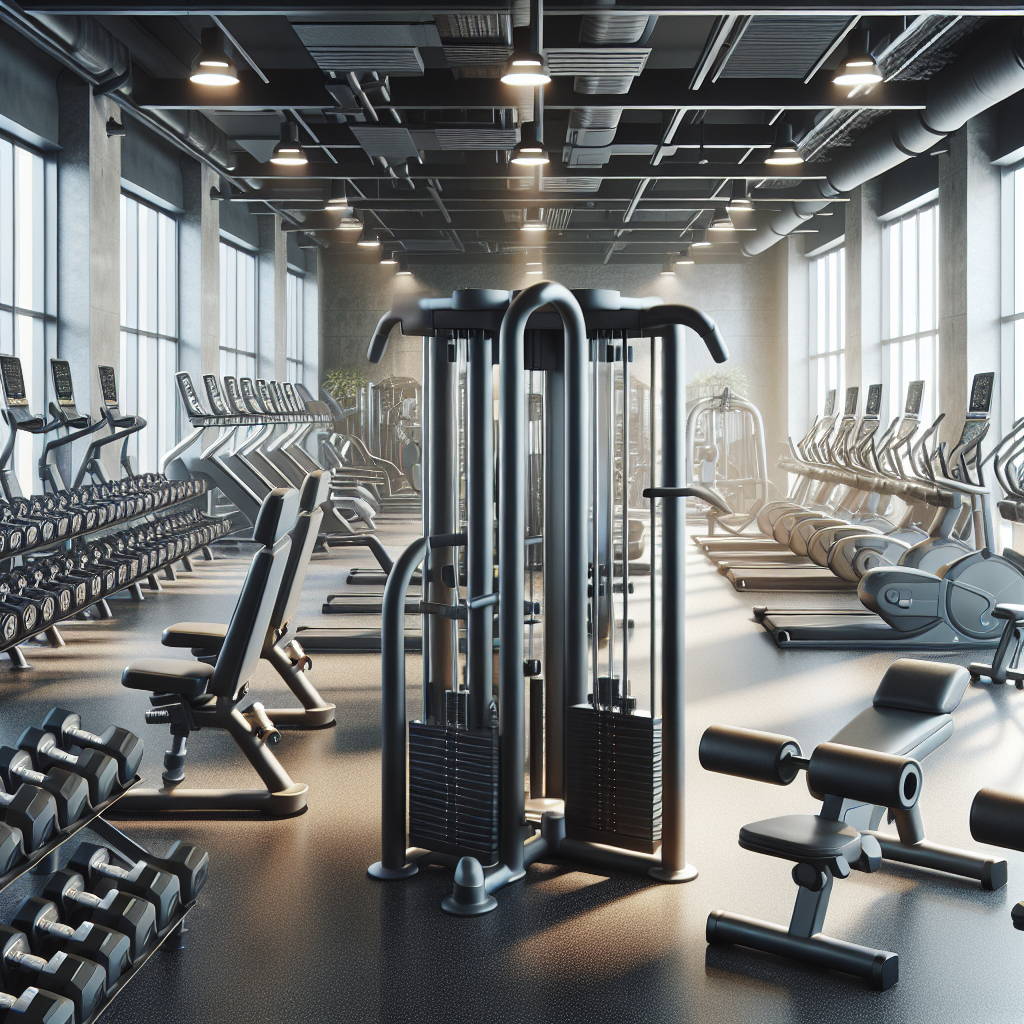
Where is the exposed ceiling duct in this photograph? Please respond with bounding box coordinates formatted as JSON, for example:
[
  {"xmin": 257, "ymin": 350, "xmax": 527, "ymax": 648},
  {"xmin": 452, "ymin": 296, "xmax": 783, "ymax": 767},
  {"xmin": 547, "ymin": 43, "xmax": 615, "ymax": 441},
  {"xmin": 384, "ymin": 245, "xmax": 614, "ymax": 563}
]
[{"xmin": 741, "ymin": 21, "xmax": 1024, "ymax": 257}]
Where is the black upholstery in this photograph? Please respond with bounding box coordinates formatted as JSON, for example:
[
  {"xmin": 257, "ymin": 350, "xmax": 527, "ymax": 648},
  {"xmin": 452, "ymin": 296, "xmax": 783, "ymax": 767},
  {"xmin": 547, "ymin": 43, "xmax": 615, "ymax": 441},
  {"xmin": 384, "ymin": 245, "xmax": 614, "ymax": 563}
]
[
  {"xmin": 738, "ymin": 814, "xmax": 862, "ymax": 863},
  {"xmin": 829, "ymin": 707, "xmax": 953, "ymax": 760},
  {"xmin": 872, "ymin": 658, "xmax": 969, "ymax": 715},
  {"xmin": 121, "ymin": 488, "xmax": 297, "ymax": 699},
  {"xmin": 121, "ymin": 658, "xmax": 215, "ymax": 698},
  {"xmin": 161, "ymin": 622, "xmax": 227, "ymax": 650}
]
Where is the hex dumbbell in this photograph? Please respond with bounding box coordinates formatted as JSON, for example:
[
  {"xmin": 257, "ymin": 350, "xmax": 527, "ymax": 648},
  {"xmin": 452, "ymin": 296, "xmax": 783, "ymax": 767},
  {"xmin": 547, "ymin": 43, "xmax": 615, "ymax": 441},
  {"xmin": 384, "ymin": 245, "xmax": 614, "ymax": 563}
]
[
  {"xmin": 0, "ymin": 823, "xmax": 24, "ymax": 874},
  {"xmin": 0, "ymin": 985, "xmax": 75, "ymax": 1024},
  {"xmin": 12, "ymin": 896, "xmax": 130, "ymax": 991},
  {"xmin": 17, "ymin": 730, "xmax": 118, "ymax": 807},
  {"xmin": 41, "ymin": 870, "xmax": 156, "ymax": 962},
  {"xmin": 40, "ymin": 710, "xmax": 142, "ymax": 786},
  {"xmin": 0, "ymin": 924, "xmax": 105, "ymax": 1022},
  {"xmin": 0, "ymin": 748, "xmax": 88, "ymax": 830},
  {"xmin": 0, "ymin": 781, "xmax": 58, "ymax": 853},
  {"xmin": 68, "ymin": 844, "xmax": 180, "ymax": 932},
  {"xmin": 140, "ymin": 841, "xmax": 209, "ymax": 904}
]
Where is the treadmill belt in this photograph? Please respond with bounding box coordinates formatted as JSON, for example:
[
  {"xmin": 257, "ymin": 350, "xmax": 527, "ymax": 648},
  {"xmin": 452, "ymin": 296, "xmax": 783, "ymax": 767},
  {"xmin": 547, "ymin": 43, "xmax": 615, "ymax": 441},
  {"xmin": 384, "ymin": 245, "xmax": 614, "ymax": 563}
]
[
  {"xmin": 695, "ymin": 537, "xmax": 780, "ymax": 552},
  {"xmin": 758, "ymin": 611, "xmax": 999, "ymax": 650},
  {"xmin": 724, "ymin": 566, "xmax": 857, "ymax": 592}
]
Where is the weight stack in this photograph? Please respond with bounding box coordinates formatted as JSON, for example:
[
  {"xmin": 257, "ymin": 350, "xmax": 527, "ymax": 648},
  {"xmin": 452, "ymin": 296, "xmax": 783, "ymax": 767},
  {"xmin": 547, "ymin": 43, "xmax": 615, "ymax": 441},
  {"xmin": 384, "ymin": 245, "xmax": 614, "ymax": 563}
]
[
  {"xmin": 408, "ymin": 722, "xmax": 500, "ymax": 865},
  {"xmin": 565, "ymin": 704, "xmax": 662, "ymax": 854}
]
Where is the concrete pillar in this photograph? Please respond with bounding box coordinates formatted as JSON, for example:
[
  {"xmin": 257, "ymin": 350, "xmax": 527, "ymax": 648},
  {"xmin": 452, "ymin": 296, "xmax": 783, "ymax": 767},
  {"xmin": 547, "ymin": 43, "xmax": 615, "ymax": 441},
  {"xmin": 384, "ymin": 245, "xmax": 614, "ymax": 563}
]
[
  {"xmin": 783, "ymin": 235, "xmax": 809, "ymax": 479},
  {"xmin": 302, "ymin": 257, "xmax": 319, "ymax": 392},
  {"xmin": 56, "ymin": 73, "xmax": 121, "ymax": 477},
  {"xmin": 845, "ymin": 181, "xmax": 883, "ymax": 404},
  {"xmin": 258, "ymin": 214, "xmax": 286, "ymax": 381},
  {"xmin": 938, "ymin": 111, "xmax": 1002, "ymax": 441},
  {"xmin": 179, "ymin": 161, "xmax": 220, "ymax": 384}
]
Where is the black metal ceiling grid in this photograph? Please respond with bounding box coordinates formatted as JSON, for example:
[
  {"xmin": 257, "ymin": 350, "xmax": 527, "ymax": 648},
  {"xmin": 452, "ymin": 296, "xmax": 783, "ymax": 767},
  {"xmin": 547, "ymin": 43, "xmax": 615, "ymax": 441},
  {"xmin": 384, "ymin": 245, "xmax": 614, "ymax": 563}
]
[{"xmin": 13, "ymin": 3, "xmax": 1019, "ymax": 264}]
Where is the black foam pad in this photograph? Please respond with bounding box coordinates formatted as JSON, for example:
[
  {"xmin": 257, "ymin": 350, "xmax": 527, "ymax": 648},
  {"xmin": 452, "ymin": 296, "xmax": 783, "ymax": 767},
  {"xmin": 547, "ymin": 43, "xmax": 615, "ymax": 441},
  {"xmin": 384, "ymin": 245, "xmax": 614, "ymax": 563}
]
[
  {"xmin": 253, "ymin": 489, "xmax": 300, "ymax": 547},
  {"xmin": 299, "ymin": 471, "xmax": 330, "ymax": 513},
  {"xmin": 873, "ymin": 658, "xmax": 969, "ymax": 715}
]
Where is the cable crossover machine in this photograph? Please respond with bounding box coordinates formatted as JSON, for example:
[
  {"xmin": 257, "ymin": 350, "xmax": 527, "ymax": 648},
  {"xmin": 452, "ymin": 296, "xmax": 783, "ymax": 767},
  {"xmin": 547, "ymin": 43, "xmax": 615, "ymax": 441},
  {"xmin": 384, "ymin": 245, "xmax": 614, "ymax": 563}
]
[{"xmin": 365, "ymin": 282, "xmax": 728, "ymax": 913}]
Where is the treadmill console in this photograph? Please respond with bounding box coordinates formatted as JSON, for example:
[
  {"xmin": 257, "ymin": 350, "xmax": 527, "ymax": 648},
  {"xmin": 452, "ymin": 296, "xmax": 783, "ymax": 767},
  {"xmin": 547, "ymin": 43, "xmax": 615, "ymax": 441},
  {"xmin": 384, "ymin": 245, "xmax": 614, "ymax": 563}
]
[
  {"xmin": 268, "ymin": 380, "xmax": 287, "ymax": 412},
  {"xmin": 283, "ymin": 382, "xmax": 304, "ymax": 412},
  {"xmin": 175, "ymin": 372, "xmax": 208, "ymax": 419},
  {"xmin": 256, "ymin": 379, "xmax": 278, "ymax": 413},
  {"xmin": 202, "ymin": 375, "xmax": 231, "ymax": 417},
  {"xmin": 50, "ymin": 360, "xmax": 76, "ymax": 407},
  {"xmin": 97, "ymin": 366, "xmax": 119, "ymax": 408},
  {"xmin": 0, "ymin": 357, "xmax": 28, "ymax": 407},
  {"xmin": 969, "ymin": 372, "xmax": 995, "ymax": 414},
  {"xmin": 239, "ymin": 378, "xmax": 267, "ymax": 414},
  {"xmin": 223, "ymin": 376, "xmax": 248, "ymax": 415},
  {"xmin": 824, "ymin": 389, "xmax": 837, "ymax": 418},
  {"xmin": 843, "ymin": 387, "xmax": 859, "ymax": 418},
  {"xmin": 905, "ymin": 380, "xmax": 925, "ymax": 417},
  {"xmin": 865, "ymin": 384, "xmax": 882, "ymax": 417}
]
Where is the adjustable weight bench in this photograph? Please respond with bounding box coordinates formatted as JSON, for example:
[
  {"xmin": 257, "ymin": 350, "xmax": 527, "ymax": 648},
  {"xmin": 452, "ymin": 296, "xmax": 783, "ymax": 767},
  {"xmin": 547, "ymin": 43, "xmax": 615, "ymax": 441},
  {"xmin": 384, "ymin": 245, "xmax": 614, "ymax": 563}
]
[
  {"xmin": 113, "ymin": 488, "xmax": 309, "ymax": 817},
  {"xmin": 701, "ymin": 658, "xmax": 1007, "ymax": 989},
  {"xmin": 159, "ymin": 471, "xmax": 336, "ymax": 728}
]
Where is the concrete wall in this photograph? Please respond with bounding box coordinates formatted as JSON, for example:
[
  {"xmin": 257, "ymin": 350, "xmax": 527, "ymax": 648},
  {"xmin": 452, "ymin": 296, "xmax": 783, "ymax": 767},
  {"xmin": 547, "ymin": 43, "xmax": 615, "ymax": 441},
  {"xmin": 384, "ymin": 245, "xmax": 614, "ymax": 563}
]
[{"xmin": 318, "ymin": 250, "xmax": 793, "ymax": 475}]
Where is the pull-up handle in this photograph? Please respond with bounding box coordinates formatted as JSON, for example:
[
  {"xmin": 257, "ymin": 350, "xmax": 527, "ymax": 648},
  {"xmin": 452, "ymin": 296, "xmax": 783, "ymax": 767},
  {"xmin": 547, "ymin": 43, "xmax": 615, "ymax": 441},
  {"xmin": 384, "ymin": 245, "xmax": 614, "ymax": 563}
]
[{"xmin": 644, "ymin": 485, "xmax": 732, "ymax": 515}]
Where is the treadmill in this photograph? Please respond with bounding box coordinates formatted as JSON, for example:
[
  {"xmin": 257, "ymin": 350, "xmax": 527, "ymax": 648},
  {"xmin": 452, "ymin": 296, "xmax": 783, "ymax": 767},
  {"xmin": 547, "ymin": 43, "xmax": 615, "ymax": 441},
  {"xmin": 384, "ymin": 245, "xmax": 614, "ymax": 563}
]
[{"xmin": 754, "ymin": 372, "xmax": 1002, "ymax": 649}]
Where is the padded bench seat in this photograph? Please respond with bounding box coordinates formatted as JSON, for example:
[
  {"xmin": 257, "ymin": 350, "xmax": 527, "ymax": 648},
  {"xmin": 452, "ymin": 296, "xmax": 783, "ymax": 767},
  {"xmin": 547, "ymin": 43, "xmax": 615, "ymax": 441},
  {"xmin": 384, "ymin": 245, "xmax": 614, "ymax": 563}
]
[
  {"xmin": 739, "ymin": 814, "xmax": 862, "ymax": 864},
  {"xmin": 121, "ymin": 658, "xmax": 215, "ymax": 698},
  {"xmin": 162, "ymin": 622, "xmax": 228, "ymax": 651}
]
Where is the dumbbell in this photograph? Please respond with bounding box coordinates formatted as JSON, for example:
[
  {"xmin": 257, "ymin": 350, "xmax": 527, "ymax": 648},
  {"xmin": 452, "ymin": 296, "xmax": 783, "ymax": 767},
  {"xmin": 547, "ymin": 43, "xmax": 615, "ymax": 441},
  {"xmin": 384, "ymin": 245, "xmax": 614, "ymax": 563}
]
[
  {"xmin": 17, "ymin": 731, "xmax": 118, "ymax": 807},
  {"xmin": 0, "ymin": 985, "xmax": 75, "ymax": 1024},
  {"xmin": 0, "ymin": 780, "xmax": 58, "ymax": 854},
  {"xmin": 41, "ymin": 870, "xmax": 156, "ymax": 963},
  {"xmin": 0, "ymin": 749, "xmax": 88, "ymax": 830},
  {"xmin": 0, "ymin": 925, "xmax": 105, "ymax": 1022},
  {"xmin": 0, "ymin": 821, "xmax": 24, "ymax": 874},
  {"xmin": 68, "ymin": 845, "xmax": 180, "ymax": 931},
  {"xmin": 40, "ymin": 710, "xmax": 142, "ymax": 786},
  {"xmin": 12, "ymin": 896, "xmax": 130, "ymax": 991}
]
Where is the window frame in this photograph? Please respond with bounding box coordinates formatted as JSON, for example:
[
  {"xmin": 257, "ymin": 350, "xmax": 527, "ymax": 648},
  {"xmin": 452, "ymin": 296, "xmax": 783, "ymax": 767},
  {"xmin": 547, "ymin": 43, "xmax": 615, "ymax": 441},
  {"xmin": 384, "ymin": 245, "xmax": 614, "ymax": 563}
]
[
  {"xmin": 286, "ymin": 267, "xmax": 304, "ymax": 384},
  {"xmin": 120, "ymin": 188, "xmax": 180, "ymax": 475},
  {"xmin": 0, "ymin": 131, "xmax": 57, "ymax": 495},
  {"xmin": 219, "ymin": 237, "xmax": 258, "ymax": 381},
  {"xmin": 807, "ymin": 242, "xmax": 846, "ymax": 418},
  {"xmin": 881, "ymin": 201, "xmax": 940, "ymax": 428},
  {"xmin": 1002, "ymin": 161, "xmax": 1024, "ymax": 426}
]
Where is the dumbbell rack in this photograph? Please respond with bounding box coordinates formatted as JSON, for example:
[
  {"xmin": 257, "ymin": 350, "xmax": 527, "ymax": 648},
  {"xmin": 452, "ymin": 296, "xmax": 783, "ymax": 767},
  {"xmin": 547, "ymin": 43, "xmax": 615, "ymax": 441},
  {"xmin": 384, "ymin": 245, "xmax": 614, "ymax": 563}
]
[
  {"xmin": 0, "ymin": 778, "xmax": 199, "ymax": 1023},
  {"xmin": 2, "ymin": 487, "xmax": 228, "ymax": 670}
]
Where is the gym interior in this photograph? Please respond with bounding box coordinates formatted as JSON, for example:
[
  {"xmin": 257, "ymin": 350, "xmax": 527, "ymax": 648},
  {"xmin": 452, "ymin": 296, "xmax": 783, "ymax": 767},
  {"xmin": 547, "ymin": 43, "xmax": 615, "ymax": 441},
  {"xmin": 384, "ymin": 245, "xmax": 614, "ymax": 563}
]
[{"xmin": 0, "ymin": 2, "xmax": 1022, "ymax": 1022}]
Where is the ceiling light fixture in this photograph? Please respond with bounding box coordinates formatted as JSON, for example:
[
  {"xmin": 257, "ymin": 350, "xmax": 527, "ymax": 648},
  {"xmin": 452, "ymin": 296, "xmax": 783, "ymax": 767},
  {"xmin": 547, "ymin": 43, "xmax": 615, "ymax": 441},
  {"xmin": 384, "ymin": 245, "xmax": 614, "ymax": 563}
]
[
  {"xmin": 691, "ymin": 228, "xmax": 712, "ymax": 248},
  {"xmin": 765, "ymin": 123, "xmax": 804, "ymax": 166},
  {"xmin": 357, "ymin": 227, "xmax": 381, "ymax": 247},
  {"xmin": 501, "ymin": 30, "xmax": 551, "ymax": 87},
  {"xmin": 380, "ymin": 248, "xmax": 397, "ymax": 265},
  {"xmin": 526, "ymin": 268, "xmax": 543, "ymax": 275},
  {"xmin": 327, "ymin": 181, "xmax": 348, "ymax": 206},
  {"xmin": 660, "ymin": 260, "xmax": 676, "ymax": 276},
  {"xmin": 832, "ymin": 30, "xmax": 883, "ymax": 87},
  {"xmin": 676, "ymin": 247, "xmax": 694, "ymax": 265},
  {"xmin": 511, "ymin": 122, "xmax": 550, "ymax": 166},
  {"xmin": 396, "ymin": 258, "xmax": 412, "ymax": 276},
  {"xmin": 727, "ymin": 179, "xmax": 752, "ymax": 212},
  {"xmin": 270, "ymin": 121, "xmax": 308, "ymax": 166},
  {"xmin": 189, "ymin": 27, "xmax": 239, "ymax": 87},
  {"xmin": 708, "ymin": 208, "xmax": 734, "ymax": 232}
]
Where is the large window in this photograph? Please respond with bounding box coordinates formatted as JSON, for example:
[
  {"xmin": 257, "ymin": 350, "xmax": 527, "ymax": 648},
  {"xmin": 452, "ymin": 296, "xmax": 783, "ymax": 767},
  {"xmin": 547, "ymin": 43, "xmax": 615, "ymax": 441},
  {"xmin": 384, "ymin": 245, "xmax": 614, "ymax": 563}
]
[
  {"xmin": 882, "ymin": 203, "xmax": 939, "ymax": 427},
  {"xmin": 808, "ymin": 246, "xmax": 845, "ymax": 418},
  {"xmin": 219, "ymin": 240, "xmax": 257, "ymax": 380},
  {"xmin": 1, "ymin": 137, "xmax": 53, "ymax": 495},
  {"xmin": 120, "ymin": 192, "xmax": 178, "ymax": 476},
  {"xmin": 286, "ymin": 270, "xmax": 303, "ymax": 384},
  {"xmin": 1005, "ymin": 164, "xmax": 1024, "ymax": 421}
]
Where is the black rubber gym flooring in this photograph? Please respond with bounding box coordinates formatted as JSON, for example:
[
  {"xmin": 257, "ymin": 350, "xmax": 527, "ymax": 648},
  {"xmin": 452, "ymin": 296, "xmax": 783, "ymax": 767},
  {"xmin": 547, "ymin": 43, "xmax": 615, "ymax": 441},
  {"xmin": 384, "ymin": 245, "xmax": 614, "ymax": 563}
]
[{"xmin": 1, "ymin": 523, "xmax": 1020, "ymax": 1023}]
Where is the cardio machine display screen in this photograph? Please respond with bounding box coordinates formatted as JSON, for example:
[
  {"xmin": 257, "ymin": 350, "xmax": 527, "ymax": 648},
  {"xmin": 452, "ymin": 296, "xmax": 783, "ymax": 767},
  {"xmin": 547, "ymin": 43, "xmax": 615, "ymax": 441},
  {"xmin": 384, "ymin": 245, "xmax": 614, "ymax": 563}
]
[
  {"xmin": 240, "ymin": 378, "xmax": 266, "ymax": 414},
  {"xmin": 97, "ymin": 366, "xmax": 118, "ymax": 406},
  {"xmin": 865, "ymin": 384, "xmax": 882, "ymax": 417},
  {"xmin": 202, "ymin": 375, "xmax": 230, "ymax": 417},
  {"xmin": 175, "ymin": 373, "xmax": 207, "ymax": 418},
  {"xmin": 905, "ymin": 380, "xmax": 924, "ymax": 416},
  {"xmin": 0, "ymin": 357, "xmax": 27, "ymax": 405},
  {"xmin": 969, "ymin": 372, "xmax": 995, "ymax": 413},
  {"xmin": 824, "ymin": 389, "xmax": 836, "ymax": 417},
  {"xmin": 843, "ymin": 387, "xmax": 859, "ymax": 417},
  {"xmin": 50, "ymin": 360, "xmax": 75, "ymax": 405},
  {"xmin": 269, "ymin": 380, "xmax": 287, "ymax": 412},
  {"xmin": 283, "ymin": 383, "xmax": 304, "ymax": 412},
  {"xmin": 256, "ymin": 379, "xmax": 278, "ymax": 412}
]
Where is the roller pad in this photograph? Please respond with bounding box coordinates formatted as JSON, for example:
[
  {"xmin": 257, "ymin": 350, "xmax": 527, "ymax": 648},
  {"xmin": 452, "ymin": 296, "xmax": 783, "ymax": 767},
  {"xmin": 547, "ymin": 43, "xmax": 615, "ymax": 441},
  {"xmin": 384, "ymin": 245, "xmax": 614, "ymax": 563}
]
[
  {"xmin": 807, "ymin": 742, "xmax": 922, "ymax": 810},
  {"xmin": 971, "ymin": 788, "xmax": 1024, "ymax": 853},
  {"xmin": 699, "ymin": 726, "xmax": 801, "ymax": 786},
  {"xmin": 873, "ymin": 659, "xmax": 970, "ymax": 715}
]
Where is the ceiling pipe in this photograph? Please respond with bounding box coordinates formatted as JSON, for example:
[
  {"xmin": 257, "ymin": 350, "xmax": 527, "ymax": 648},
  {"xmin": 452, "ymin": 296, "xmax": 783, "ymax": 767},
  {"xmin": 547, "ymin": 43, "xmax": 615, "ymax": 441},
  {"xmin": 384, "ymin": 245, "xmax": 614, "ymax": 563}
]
[{"xmin": 741, "ymin": 21, "xmax": 1024, "ymax": 257}]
